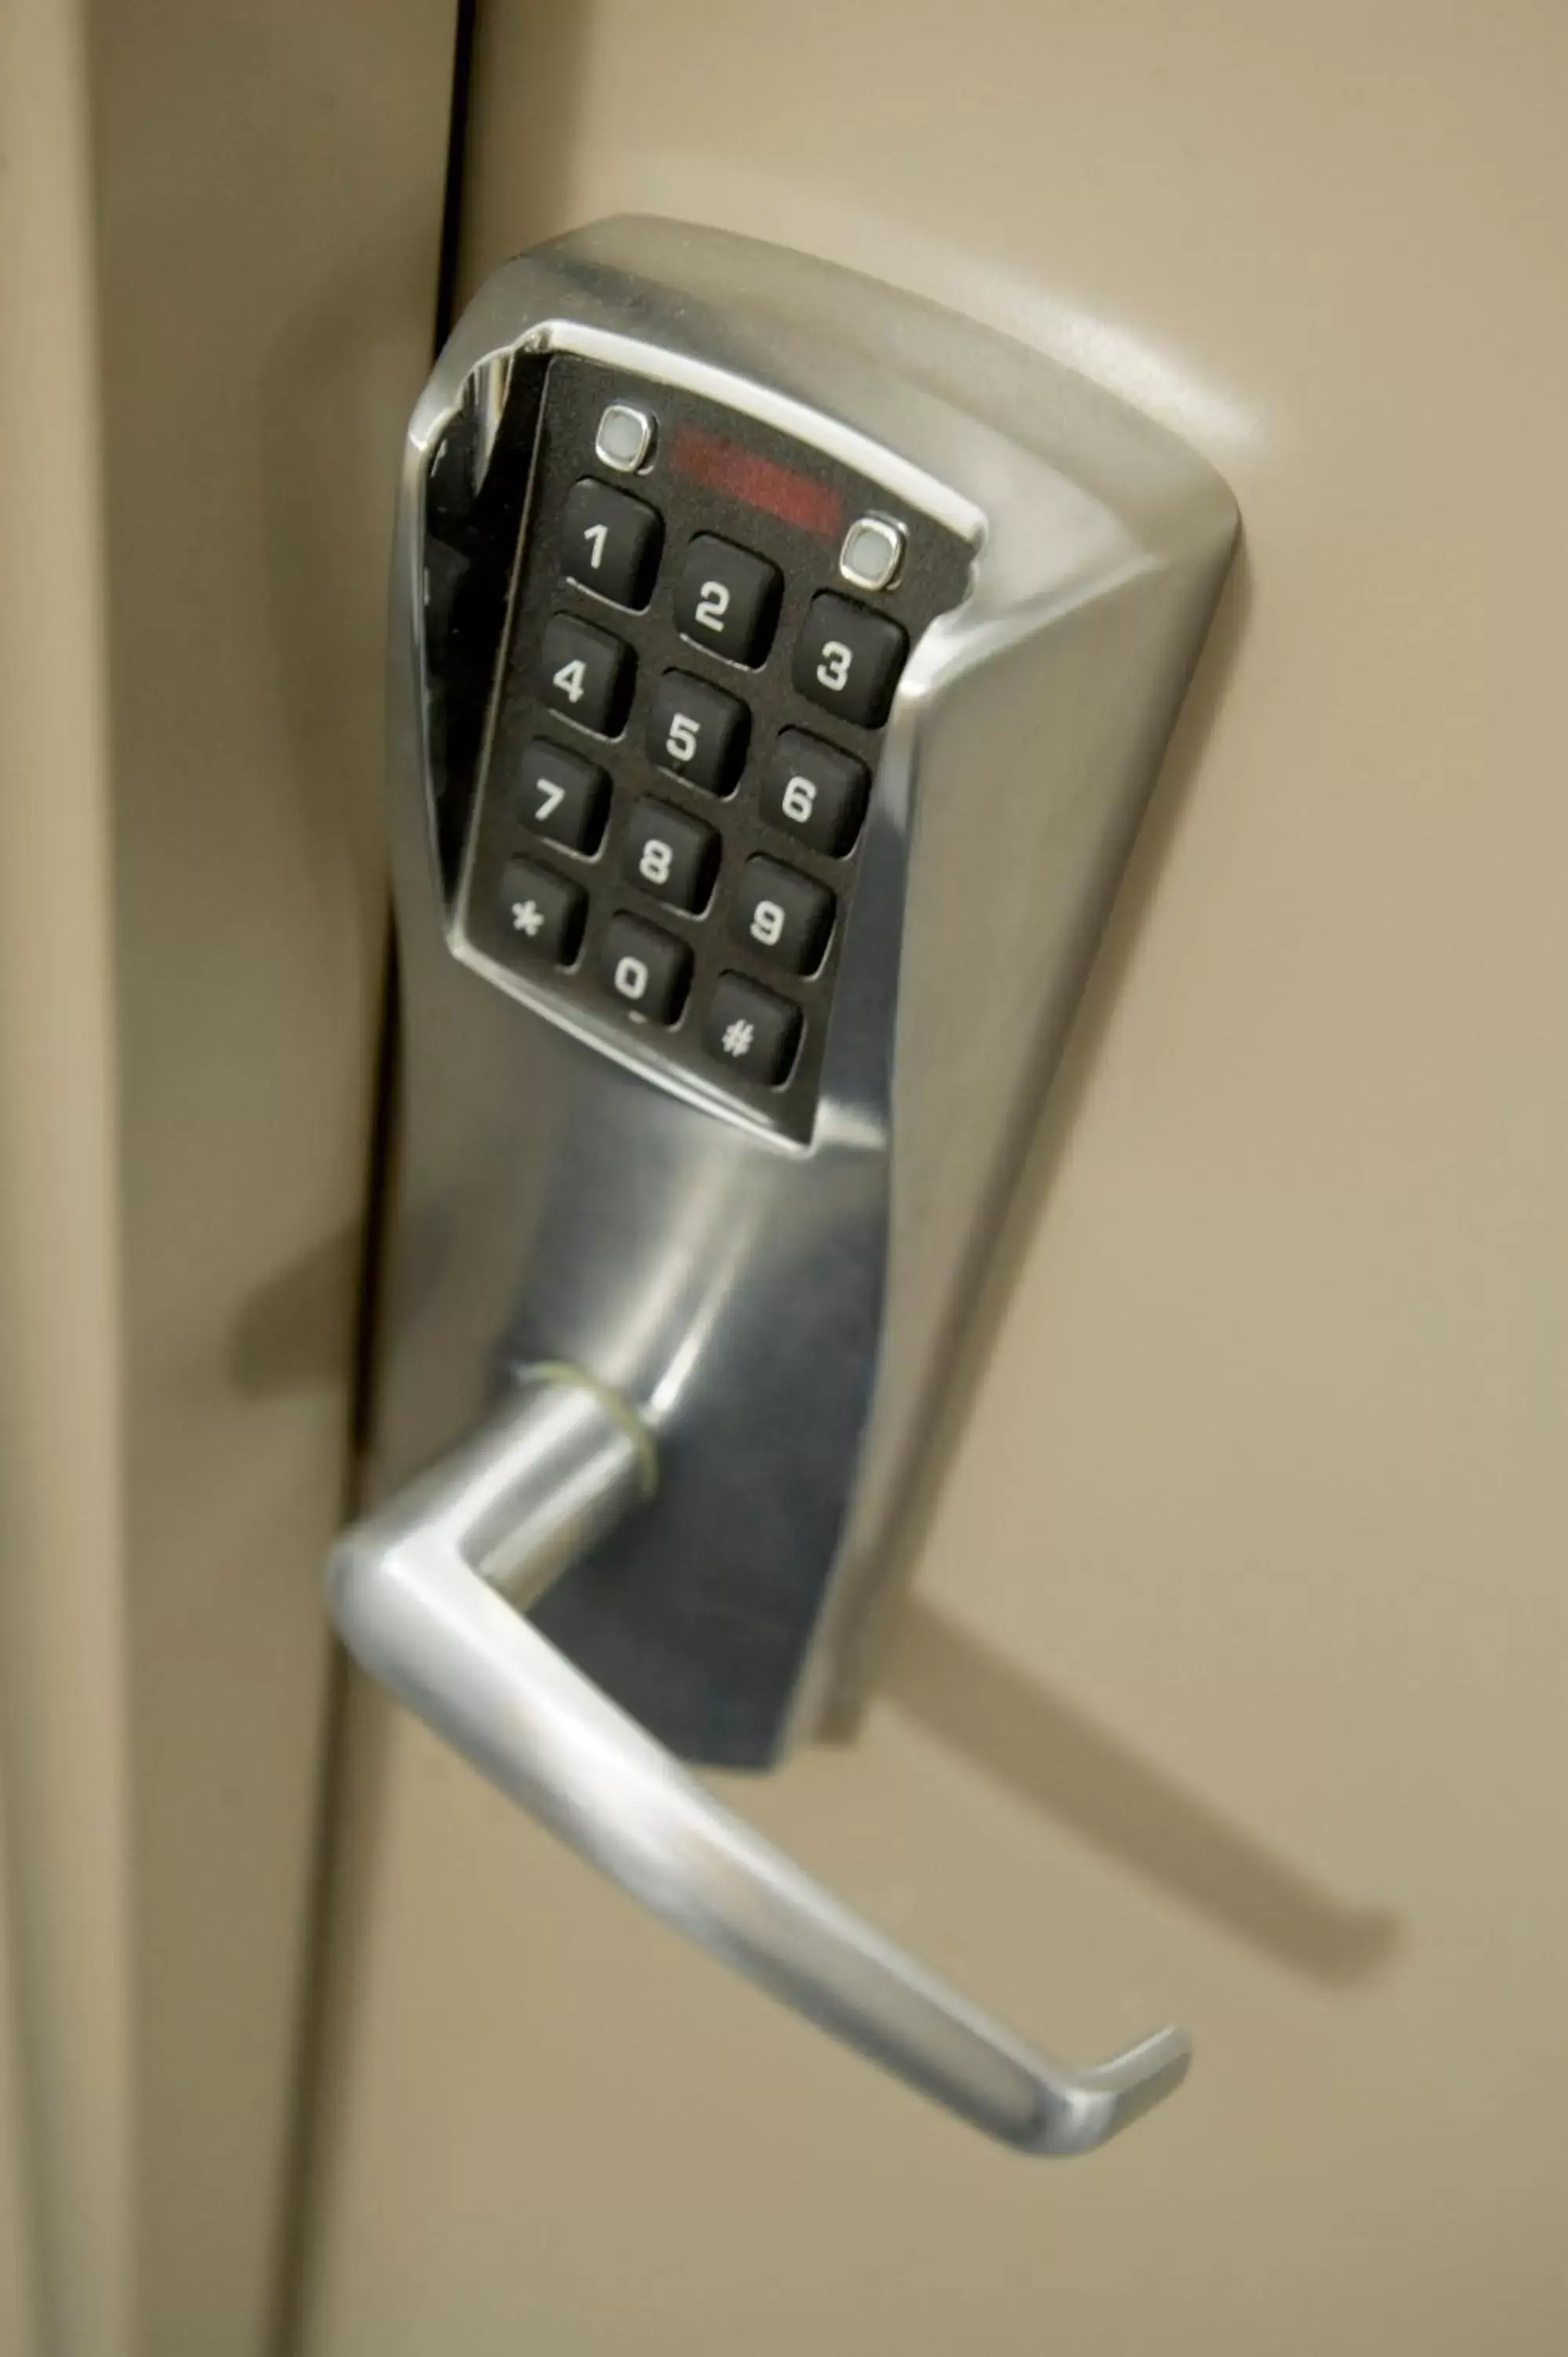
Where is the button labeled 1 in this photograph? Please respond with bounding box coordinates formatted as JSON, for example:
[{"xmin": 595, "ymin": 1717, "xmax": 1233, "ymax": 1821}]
[
  {"xmin": 562, "ymin": 478, "xmax": 663, "ymax": 610},
  {"xmin": 732, "ymin": 854, "xmax": 835, "ymax": 976}
]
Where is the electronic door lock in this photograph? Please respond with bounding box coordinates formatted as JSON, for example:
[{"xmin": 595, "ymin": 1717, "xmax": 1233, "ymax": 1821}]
[{"xmin": 329, "ymin": 217, "xmax": 1236, "ymax": 2151}]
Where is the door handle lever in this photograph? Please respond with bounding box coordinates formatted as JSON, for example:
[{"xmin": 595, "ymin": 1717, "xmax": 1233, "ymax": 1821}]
[{"xmin": 328, "ymin": 1372, "xmax": 1190, "ymax": 2157}]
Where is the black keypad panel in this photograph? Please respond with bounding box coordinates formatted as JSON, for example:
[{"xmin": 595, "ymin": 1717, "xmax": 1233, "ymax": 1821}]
[
  {"xmin": 674, "ymin": 534, "xmax": 782, "ymax": 666},
  {"xmin": 457, "ymin": 353, "xmax": 972, "ymax": 1139},
  {"xmin": 562, "ymin": 478, "xmax": 664, "ymax": 610},
  {"xmin": 539, "ymin": 611, "xmax": 635, "ymax": 736},
  {"xmin": 516, "ymin": 739, "xmax": 610, "ymax": 856}
]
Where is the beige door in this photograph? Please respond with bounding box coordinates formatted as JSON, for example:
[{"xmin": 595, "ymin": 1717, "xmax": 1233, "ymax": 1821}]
[
  {"xmin": 295, "ymin": 6, "xmax": 1568, "ymax": 2351},
  {"xmin": 9, "ymin": 1, "xmax": 1564, "ymax": 2350}
]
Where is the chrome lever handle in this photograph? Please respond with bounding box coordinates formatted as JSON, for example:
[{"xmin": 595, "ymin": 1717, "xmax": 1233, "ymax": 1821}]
[{"xmin": 327, "ymin": 1373, "xmax": 1190, "ymax": 2155}]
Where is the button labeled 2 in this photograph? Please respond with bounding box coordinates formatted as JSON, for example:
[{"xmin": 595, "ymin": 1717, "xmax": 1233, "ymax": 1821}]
[{"xmin": 674, "ymin": 535, "xmax": 782, "ymax": 667}]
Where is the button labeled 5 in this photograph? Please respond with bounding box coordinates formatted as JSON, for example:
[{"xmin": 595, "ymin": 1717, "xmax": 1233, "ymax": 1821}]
[{"xmin": 647, "ymin": 669, "xmax": 749, "ymax": 797}]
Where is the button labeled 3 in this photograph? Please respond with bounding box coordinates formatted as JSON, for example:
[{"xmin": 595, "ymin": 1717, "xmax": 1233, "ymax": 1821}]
[{"xmin": 794, "ymin": 592, "xmax": 907, "ymax": 729}]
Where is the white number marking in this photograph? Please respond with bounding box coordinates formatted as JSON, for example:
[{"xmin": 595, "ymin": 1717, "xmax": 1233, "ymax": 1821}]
[
  {"xmin": 781, "ymin": 775, "xmax": 817, "ymax": 825},
  {"xmin": 552, "ymin": 657, "xmax": 587, "ymax": 706},
  {"xmin": 815, "ymin": 639, "xmax": 853, "ymax": 693},
  {"xmin": 613, "ymin": 955, "xmax": 649, "ymax": 1002},
  {"xmin": 639, "ymin": 838, "xmax": 674, "ymax": 886},
  {"xmin": 694, "ymin": 578, "xmax": 731, "ymax": 632},
  {"xmin": 582, "ymin": 522, "xmax": 609, "ymax": 571},
  {"xmin": 666, "ymin": 711, "xmax": 700, "ymax": 764},
  {"xmin": 533, "ymin": 775, "xmax": 566, "ymax": 822},
  {"xmin": 749, "ymin": 898, "xmax": 786, "ymax": 948}
]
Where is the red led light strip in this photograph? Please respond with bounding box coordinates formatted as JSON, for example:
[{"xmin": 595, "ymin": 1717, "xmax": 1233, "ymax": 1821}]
[{"xmin": 669, "ymin": 424, "xmax": 843, "ymax": 538}]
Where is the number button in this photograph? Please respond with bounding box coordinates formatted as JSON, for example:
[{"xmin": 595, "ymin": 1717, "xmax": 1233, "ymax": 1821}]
[
  {"xmin": 760, "ymin": 728, "xmax": 870, "ymax": 857},
  {"xmin": 672, "ymin": 534, "xmax": 782, "ymax": 666},
  {"xmin": 561, "ymin": 478, "xmax": 663, "ymax": 610},
  {"xmin": 622, "ymin": 797, "xmax": 720, "ymax": 915},
  {"xmin": 599, "ymin": 912, "xmax": 692, "ymax": 1026},
  {"xmin": 515, "ymin": 739, "xmax": 609, "ymax": 856},
  {"xmin": 538, "ymin": 613, "xmax": 634, "ymax": 736},
  {"xmin": 647, "ymin": 669, "xmax": 749, "ymax": 797},
  {"xmin": 732, "ymin": 854, "xmax": 836, "ymax": 977},
  {"xmin": 793, "ymin": 592, "xmax": 908, "ymax": 730},
  {"xmin": 495, "ymin": 857, "xmax": 585, "ymax": 969},
  {"xmin": 703, "ymin": 973, "xmax": 803, "ymax": 1087}
]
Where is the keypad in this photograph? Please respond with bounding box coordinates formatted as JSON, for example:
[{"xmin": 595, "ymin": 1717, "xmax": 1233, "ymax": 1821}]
[
  {"xmin": 540, "ymin": 612, "xmax": 634, "ymax": 735},
  {"xmin": 674, "ymin": 534, "xmax": 782, "ymax": 666},
  {"xmin": 622, "ymin": 797, "xmax": 720, "ymax": 915},
  {"xmin": 562, "ymin": 478, "xmax": 663, "ymax": 609},
  {"xmin": 515, "ymin": 739, "xmax": 610, "ymax": 856},
  {"xmin": 647, "ymin": 669, "xmax": 749, "ymax": 796},
  {"xmin": 794, "ymin": 592, "xmax": 907, "ymax": 730},
  {"xmin": 600, "ymin": 913, "xmax": 691, "ymax": 1025},
  {"xmin": 459, "ymin": 353, "xmax": 971, "ymax": 1138}
]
